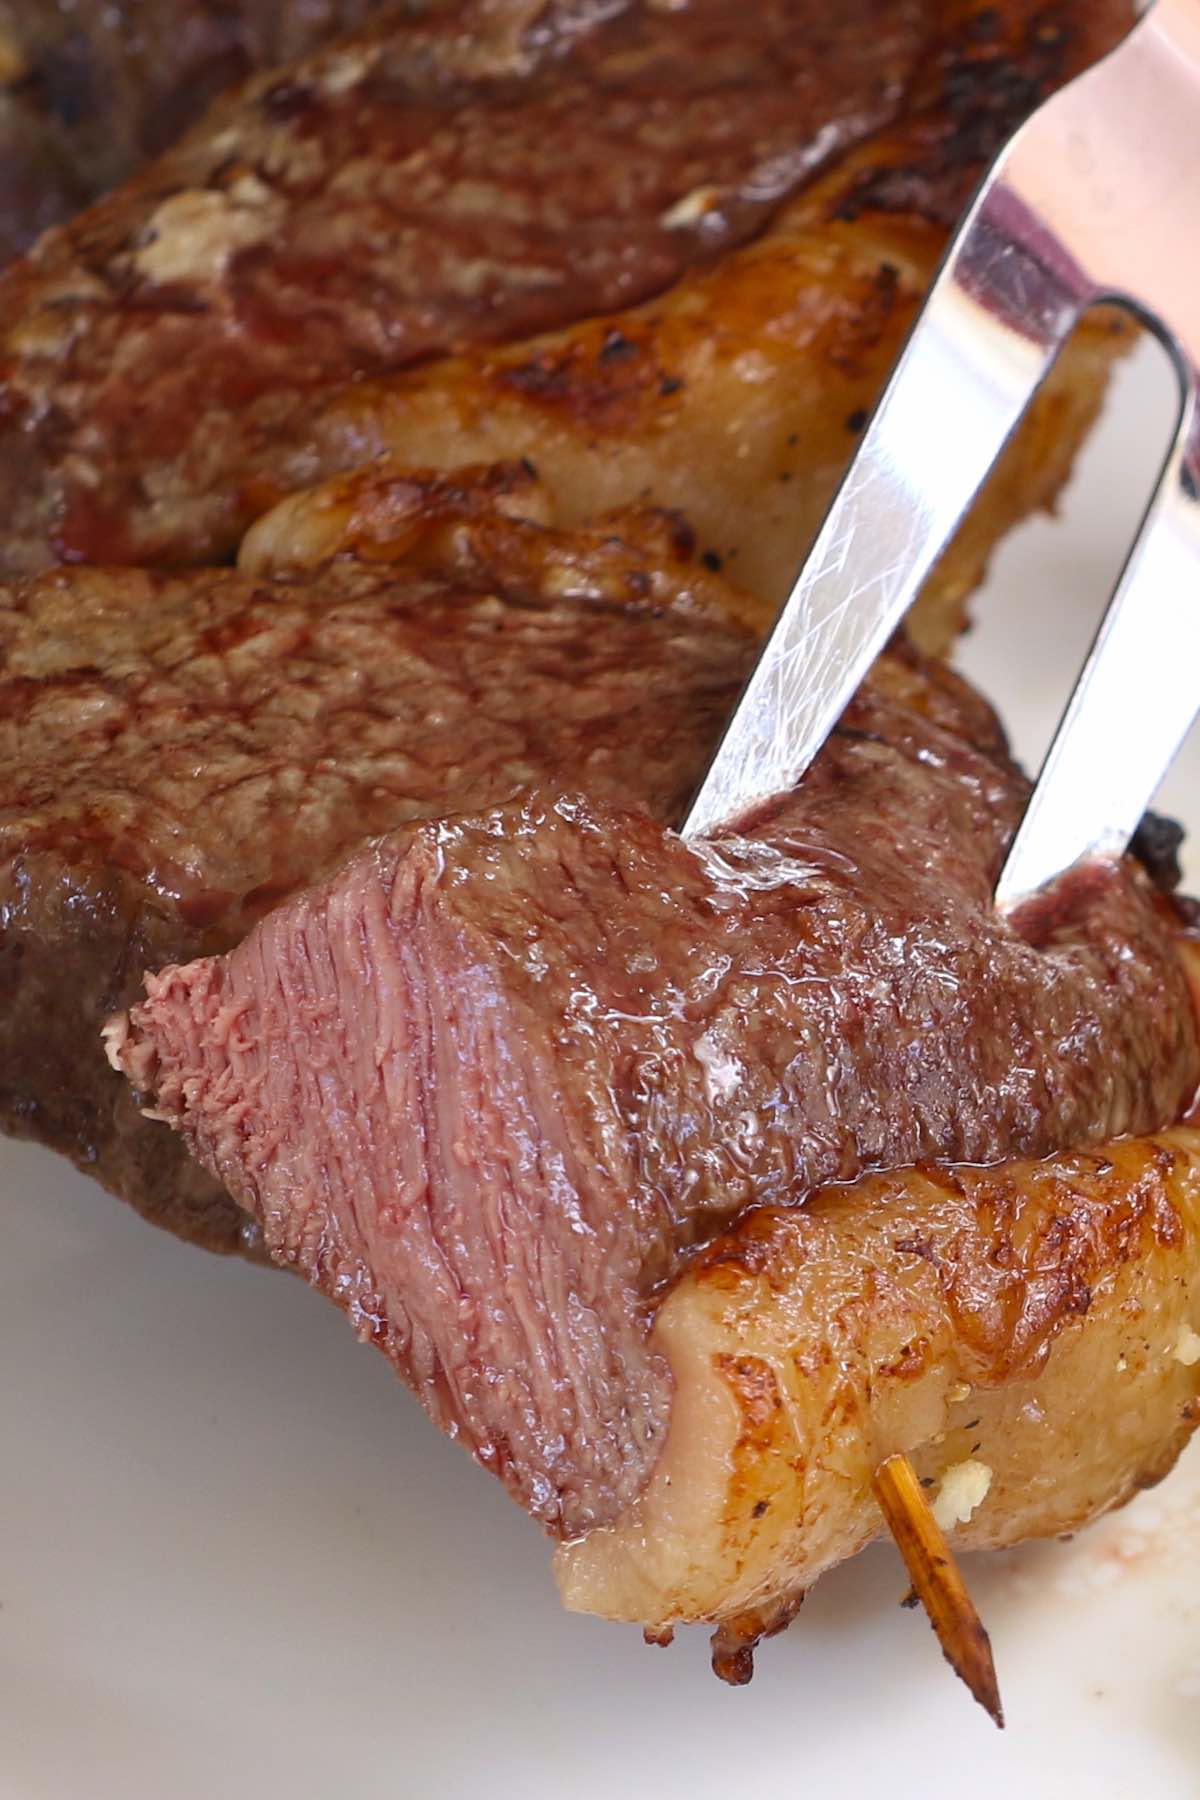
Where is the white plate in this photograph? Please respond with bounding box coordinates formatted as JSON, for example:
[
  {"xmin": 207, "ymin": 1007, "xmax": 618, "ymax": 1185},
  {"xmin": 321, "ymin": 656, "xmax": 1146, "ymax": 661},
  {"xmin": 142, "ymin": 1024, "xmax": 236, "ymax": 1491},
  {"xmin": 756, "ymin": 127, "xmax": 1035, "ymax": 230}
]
[{"xmin": 4, "ymin": 339, "xmax": 1200, "ymax": 1800}]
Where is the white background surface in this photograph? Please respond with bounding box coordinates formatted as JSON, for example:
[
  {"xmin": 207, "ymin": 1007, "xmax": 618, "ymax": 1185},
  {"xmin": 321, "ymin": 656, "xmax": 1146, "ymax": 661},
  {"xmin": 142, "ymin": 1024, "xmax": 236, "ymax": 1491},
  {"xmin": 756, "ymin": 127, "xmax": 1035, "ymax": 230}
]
[{"xmin": 3, "ymin": 337, "xmax": 1200, "ymax": 1800}]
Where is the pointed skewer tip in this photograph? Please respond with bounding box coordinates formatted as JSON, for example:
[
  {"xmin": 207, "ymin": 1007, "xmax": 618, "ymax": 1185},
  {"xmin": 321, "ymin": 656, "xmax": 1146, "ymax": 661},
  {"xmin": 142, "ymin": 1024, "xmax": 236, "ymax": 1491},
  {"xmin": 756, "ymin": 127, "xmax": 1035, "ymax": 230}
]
[{"xmin": 873, "ymin": 1450, "xmax": 1005, "ymax": 1729}]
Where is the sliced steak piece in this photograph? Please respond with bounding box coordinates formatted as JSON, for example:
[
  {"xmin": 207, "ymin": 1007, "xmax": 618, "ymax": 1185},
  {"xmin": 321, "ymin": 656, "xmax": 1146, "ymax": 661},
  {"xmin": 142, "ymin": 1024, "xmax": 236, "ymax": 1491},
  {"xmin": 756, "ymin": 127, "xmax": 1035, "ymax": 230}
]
[
  {"xmin": 0, "ymin": 480, "xmax": 753, "ymax": 1253},
  {"xmin": 107, "ymin": 649, "xmax": 1200, "ymax": 1534},
  {"xmin": 0, "ymin": 0, "xmax": 1132, "ymax": 575},
  {"xmin": 0, "ymin": 0, "xmax": 385, "ymax": 266}
]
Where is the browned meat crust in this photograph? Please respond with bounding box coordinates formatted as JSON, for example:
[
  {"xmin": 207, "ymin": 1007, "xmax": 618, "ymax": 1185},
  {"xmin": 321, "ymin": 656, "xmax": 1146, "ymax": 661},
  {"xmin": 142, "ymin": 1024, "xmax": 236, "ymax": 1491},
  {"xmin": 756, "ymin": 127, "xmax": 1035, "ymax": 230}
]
[
  {"xmin": 0, "ymin": 0, "xmax": 1131, "ymax": 577},
  {"xmin": 0, "ymin": 478, "xmax": 755, "ymax": 1252},
  {"xmin": 556, "ymin": 1126, "xmax": 1200, "ymax": 1655},
  {"xmin": 241, "ymin": 229, "xmax": 1128, "ymax": 657},
  {"xmin": 105, "ymin": 650, "xmax": 1200, "ymax": 1532},
  {"xmin": 0, "ymin": 0, "xmax": 385, "ymax": 264}
]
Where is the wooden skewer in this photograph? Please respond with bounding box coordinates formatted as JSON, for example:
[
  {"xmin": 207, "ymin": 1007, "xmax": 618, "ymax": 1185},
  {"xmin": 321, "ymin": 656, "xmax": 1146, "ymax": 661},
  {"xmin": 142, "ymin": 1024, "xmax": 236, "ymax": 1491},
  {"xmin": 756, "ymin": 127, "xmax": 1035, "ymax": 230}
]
[{"xmin": 872, "ymin": 1450, "xmax": 1005, "ymax": 1729}]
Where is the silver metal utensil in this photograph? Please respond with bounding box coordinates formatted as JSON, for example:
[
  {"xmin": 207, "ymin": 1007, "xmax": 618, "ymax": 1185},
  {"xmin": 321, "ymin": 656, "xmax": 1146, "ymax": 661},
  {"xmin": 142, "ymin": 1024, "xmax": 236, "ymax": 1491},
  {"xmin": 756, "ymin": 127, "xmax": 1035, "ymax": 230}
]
[{"xmin": 682, "ymin": 0, "xmax": 1200, "ymax": 912}]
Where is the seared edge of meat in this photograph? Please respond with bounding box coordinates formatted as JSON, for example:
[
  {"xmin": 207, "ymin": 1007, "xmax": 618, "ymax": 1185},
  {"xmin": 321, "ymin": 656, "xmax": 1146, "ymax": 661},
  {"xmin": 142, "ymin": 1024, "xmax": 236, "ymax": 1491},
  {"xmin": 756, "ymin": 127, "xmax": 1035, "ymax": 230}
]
[
  {"xmin": 238, "ymin": 459, "xmax": 775, "ymax": 635},
  {"xmin": 246, "ymin": 253, "xmax": 1128, "ymax": 655},
  {"xmin": 557, "ymin": 1123, "xmax": 1200, "ymax": 1637}
]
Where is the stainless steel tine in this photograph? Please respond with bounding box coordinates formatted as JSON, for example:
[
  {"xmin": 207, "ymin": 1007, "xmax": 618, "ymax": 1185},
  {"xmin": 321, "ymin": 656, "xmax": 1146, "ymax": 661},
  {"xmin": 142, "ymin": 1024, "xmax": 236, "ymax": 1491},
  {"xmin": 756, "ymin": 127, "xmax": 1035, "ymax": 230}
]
[
  {"xmin": 996, "ymin": 410, "xmax": 1200, "ymax": 910},
  {"xmin": 683, "ymin": 0, "xmax": 1200, "ymax": 845},
  {"xmin": 995, "ymin": 0, "xmax": 1200, "ymax": 907},
  {"xmin": 680, "ymin": 169, "xmax": 1080, "ymax": 839}
]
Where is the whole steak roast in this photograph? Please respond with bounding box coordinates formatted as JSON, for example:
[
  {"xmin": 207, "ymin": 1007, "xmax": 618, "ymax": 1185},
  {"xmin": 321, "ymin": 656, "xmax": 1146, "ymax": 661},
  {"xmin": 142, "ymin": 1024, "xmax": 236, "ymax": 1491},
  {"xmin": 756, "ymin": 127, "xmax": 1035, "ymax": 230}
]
[{"xmin": 8, "ymin": 0, "xmax": 1198, "ymax": 1683}]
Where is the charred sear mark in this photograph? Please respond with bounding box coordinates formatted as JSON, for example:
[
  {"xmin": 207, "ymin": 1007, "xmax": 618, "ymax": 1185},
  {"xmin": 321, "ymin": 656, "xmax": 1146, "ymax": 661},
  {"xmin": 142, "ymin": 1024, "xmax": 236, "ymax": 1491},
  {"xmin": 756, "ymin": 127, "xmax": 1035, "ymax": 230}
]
[
  {"xmin": 598, "ymin": 329, "xmax": 638, "ymax": 364},
  {"xmin": 496, "ymin": 326, "xmax": 666, "ymax": 428},
  {"xmin": 1131, "ymin": 809, "xmax": 1186, "ymax": 892},
  {"xmin": 709, "ymin": 1593, "xmax": 805, "ymax": 1686},
  {"xmin": 717, "ymin": 1352, "xmax": 783, "ymax": 1434},
  {"xmin": 825, "ymin": 262, "xmax": 903, "ymax": 375},
  {"xmin": 831, "ymin": 4, "xmax": 1088, "ymax": 229},
  {"xmin": 879, "ymin": 1335, "xmax": 930, "ymax": 1380}
]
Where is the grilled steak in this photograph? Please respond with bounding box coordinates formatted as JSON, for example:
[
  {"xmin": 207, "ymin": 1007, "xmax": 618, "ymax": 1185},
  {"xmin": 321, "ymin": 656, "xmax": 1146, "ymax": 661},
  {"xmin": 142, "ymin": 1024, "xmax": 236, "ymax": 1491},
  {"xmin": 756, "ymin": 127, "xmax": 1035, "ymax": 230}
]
[
  {"xmin": 107, "ymin": 649, "xmax": 1200, "ymax": 1535},
  {"xmin": 0, "ymin": 482, "xmax": 753, "ymax": 1253},
  {"xmin": 0, "ymin": 0, "xmax": 1131, "ymax": 576},
  {"xmin": 0, "ymin": 0, "xmax": 384, "ymax": 264}
]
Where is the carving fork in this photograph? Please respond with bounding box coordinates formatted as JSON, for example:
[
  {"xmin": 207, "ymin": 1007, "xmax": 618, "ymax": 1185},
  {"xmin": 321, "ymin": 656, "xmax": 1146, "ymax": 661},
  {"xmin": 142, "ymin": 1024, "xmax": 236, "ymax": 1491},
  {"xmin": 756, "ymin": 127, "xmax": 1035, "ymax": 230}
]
[{"xmin": 683, "ymin": 0, "xmax": 1200, "ymax": 910}]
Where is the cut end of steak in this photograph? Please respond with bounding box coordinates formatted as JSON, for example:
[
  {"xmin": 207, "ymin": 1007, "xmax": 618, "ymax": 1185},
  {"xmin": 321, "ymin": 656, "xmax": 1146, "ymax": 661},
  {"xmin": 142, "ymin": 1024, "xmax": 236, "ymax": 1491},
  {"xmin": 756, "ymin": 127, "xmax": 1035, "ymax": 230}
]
[
  {"xmin": 0, "ymin": 480, "xmax": 753, "ymax": 1253},
  {"xmin": 106, "ymin": 835, "xmax": 675, "ymax": 1530},
  {"xmin": 107, "ymin": 649, "xmax": 1200, "ymax": 1533}
]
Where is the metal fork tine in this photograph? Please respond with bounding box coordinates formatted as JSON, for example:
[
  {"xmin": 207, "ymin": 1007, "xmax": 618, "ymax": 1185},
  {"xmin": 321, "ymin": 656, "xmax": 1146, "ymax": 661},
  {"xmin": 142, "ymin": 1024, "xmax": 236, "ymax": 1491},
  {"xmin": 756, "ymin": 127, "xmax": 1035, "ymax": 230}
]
[
  {"xmin": 681, "ymin": 174, "xmax": 1078, "ymax": 841},
  {"xmin": 995, "ymin": 409, "xmax": 1200, "ymax": 910},
  {"xmin": 685, "ymin": 0, "xmax": 1200, "ymax": 867}
]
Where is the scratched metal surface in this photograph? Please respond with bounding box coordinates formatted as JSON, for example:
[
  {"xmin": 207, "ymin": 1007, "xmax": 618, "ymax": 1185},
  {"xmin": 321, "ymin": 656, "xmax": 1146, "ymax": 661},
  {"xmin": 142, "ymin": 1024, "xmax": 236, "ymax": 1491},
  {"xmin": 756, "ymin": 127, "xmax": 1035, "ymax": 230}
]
[
  {"xmin": 686, "ymin": 0, "xmax": 1200, "ymax": 875},
  {"xmin": 2, "ymin": 340, "xmax": 1199, "ymax": 1798}
]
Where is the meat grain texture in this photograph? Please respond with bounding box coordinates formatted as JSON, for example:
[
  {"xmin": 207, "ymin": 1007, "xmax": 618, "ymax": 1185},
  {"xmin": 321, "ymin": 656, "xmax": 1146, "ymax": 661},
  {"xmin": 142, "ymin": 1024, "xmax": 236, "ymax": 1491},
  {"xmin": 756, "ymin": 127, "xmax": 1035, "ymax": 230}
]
[{"xmin": 0, "ymin": 0, "xmax": 1132, "ymax": 605}]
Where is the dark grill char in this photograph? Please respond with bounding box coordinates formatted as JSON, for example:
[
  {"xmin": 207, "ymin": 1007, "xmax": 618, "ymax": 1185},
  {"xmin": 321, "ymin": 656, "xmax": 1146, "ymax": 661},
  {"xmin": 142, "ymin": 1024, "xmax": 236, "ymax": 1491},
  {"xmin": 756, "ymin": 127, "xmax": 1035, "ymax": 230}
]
[{"xmin": 108, "ymin": 649, "xmax": 1200, "ymax": 1535}]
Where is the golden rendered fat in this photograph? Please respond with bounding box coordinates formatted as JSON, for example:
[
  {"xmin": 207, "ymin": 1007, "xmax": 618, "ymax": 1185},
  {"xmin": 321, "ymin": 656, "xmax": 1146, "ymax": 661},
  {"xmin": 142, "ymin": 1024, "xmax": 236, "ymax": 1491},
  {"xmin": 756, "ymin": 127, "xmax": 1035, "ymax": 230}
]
[
  {"xmin": 557, "ymin": 1131, "xmax": 1200, "ymax": 1629},
  {"xmin": 242, "ymin": 180, "xmax": 1126, "ymax": 658}
]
